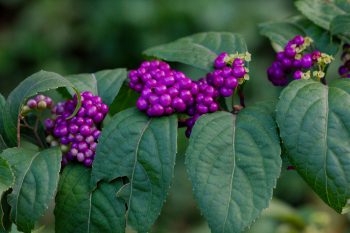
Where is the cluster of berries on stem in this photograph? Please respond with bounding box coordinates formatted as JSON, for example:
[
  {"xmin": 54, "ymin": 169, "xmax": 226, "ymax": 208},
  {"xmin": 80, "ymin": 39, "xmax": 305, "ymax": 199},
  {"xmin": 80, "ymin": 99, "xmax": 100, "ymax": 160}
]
[
  {"xmin": 267, "ymin": 35, "xmax": 333, "ymax": 86},
  {"xmin": 44, "ymin": 91, "xmax": 108, "ymax": 167},
  {"xmin": 129, "ymin": 52, "xmax": 250, "ymax": 137},
  {"xmin": 339, "ymin": 43, "xmax": 350, "ymax": 78}
]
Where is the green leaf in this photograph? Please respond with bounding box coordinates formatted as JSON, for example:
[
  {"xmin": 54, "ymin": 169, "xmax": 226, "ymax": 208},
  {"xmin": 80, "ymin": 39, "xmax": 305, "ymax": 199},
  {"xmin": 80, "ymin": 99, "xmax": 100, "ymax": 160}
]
[
  {"xmin": 185, "ymin": 102, "xmax": 282, "ymax": 233},
  {"xmin": 331, "ymin": 14, "xmax": 350, "ymax": 42},
  {"xmin": 0, "ymin": 191, "xmax": 12, "ymax": 233},
  {"xmin": 55, "ymin": 164, "xmax": 126, "ymax": 233},
  {"xmin": 65, "ymin": 68, "xmax": 128, "ymax": 106},
  {"xmin": 0, "ymin": 94, "xmax": 5, "ymax": 137},
  {"xmin": 91, "ymin": 108, "xmax": 177, "ymax": 232},
  {"xmin": 295, "ymin": 0, "xmax": 349, "ymax": 30},
  {"xmin": 0, "ymin": 157, "xmax": 14, "ymax": 195},
  {"xmin": 276, "ymin": 79, "xmax": 350, "ymax": 213},
  {"xmin": 2, "ymin": 70, "xmax": 77, "ymax": 147},
  {"xmin": 259, "ymin": 16, "xmax": 340, "ymax": 55},
  {"xmin": 144, "ymin": 32, "xmax": 247, "ymax": 71},
  {"xmin": 0, "ymin": 94, "xmax": 7, "ymax": 152},
  {"xmin": 259, "ymin": 22, "xmax": 306, "ymax": 48},
  {"xmin": 109, "ymin": 84, "xmax": 139, "ymax": 116},
  {"xmin": 0, "ymin": 147, "xmax": 61, "ymax": 233}
]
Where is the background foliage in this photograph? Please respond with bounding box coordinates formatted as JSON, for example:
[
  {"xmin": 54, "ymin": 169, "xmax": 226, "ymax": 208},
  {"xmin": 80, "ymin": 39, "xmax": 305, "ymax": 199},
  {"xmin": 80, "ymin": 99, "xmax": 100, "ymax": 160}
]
[{"xmin": 0, "ymin": 0, "xmax": 348, "ymax": 232}]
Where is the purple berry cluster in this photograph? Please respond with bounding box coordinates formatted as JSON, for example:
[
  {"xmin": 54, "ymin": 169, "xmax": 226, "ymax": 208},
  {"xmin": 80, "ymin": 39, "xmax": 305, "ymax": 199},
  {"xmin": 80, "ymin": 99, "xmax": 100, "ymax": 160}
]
[
  {"xmin": 44, "ymin": 91, "xmax": 108, "ymax": 167},
  {"xmin": 267, "ymin": 35, "xmax": 324, "ymax": 86},
  {"xmin": 339, "ymin": 44, "xmax": 350, "ymax": 78},
  {"xmin": 129, "ymin": 60, "xmax": 199, "ymax": 116},
  {"xmin": 129, "ymin": 55, "xmax": 250, "ymax": 137},
  {"xmin": 207, "ymin": 52, "xmax": 248, "ymax": 97},
  {"xmin": 21, "ymin": 94, "xmax": 53, "ymax": 115}
]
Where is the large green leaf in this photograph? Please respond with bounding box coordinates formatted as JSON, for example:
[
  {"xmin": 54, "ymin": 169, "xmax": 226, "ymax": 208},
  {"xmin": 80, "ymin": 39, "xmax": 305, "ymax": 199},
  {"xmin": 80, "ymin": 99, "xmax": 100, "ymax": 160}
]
[
  {"xmin": 65, "ymin": 68, "xmax": 127, "ymax": 106},
  {"xmin": 2, "ymin": 70, "xmax": 77, "ymax": 147},
  {"xmin": 185, "ymin": 102, "xmax": 282, "ymax": 233},
  {"xmin": 0, "ymin": 191, "xmax": 11, "ymax": 233},
  {"xmin": 91, "ymin": 108, "xmax": 177, "ymax": 232},
  {"xmin": 331, "ymin": 14, "xmax": 350, "ymax": 43},
  {"xmin": 0, "ymin": 147, "xmax": 61, "ymax": 233},
  {"xmin": 55, "ymin": 164, "xmax": 126, "ymax": 233},
  {"xmin": 277, "ymin": 79, "xmax": 350, "ymax": 213},
  {"xmin": 295, "ymin": 0, "xmax": 349, "ymax": 30},
  {"xmin": 0, "ymin": 157, "xmax": 14, "ymax": 195},
  {"xmin": 259, "ymin": 16, "xmax": 340, "ymax": 55},
  {"xmin": 143, "ymin": 32, "xmax": 247, "ymax": 71}
]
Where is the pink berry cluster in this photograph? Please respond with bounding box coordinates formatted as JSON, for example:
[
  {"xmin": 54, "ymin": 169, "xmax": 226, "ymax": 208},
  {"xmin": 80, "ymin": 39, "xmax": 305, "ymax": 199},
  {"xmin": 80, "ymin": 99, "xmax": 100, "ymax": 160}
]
[
  {"xmin": 339, "ymin": 44, "xmax": 350, "ymax": 78},
  {"xmin": 267, "ymin": 35, "xmax": 333, "ymax": 86},
  {"xmin": 21, "ymin": 94, "xmax": 53, "ymax": 115},
  {"xmin": 129, "ymin": 54, "xmax": 250, "ymax": 137},
  {"xmin": 44, "ymin": 91, "xmax": 108, "ymax": 167}
]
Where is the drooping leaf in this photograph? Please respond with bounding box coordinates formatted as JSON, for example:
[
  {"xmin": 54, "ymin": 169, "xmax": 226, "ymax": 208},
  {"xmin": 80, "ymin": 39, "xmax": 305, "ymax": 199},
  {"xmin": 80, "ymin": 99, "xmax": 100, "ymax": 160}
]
[
  {"xmin": 276, "ymin": 79, "xmax": 350, "ymax": 213},
  {"xmin": 331, "ymin": 14, "xmax": 350, "ymax": 42},
  {"xmin": 295, "ymin": 0, "xmax": 349, "ymax": 30},
  {"xmin": 185, "ymin": 102, "xmax": 282, "ymax": 233},
  {"xmin": 91, "ymin": 108, "xmax": 177, "ymax": 232},
  {"xmin": 65, "ymin": 68, "xmax": 128, "ymax": 106},
  {"xmin": 2, "ymin": 71, "xmax": 77, "ymax": 147},
  {"xmin": 55, "ymin": 164, "xmax": 126, "ymax": 233},
  {"xmin": 0, "ymin": 147, "xmax": 61, "ymax": 233},
  {"xmin": 0, "ymin": 157, "xmax": 14, "ymax": 195},
  {"xmin": 144, "ymin": 32, "xmax": 247, "ymax": 71},
  {"xmin": 0, "ymin": 191, "xmax": 12, "ymax": 233}
]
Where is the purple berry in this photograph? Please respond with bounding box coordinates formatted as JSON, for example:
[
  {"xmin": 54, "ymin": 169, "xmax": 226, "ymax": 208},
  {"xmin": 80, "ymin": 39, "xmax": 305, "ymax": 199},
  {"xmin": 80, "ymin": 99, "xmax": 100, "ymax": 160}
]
[
  {"xmin": 293, "ymin": 70, "xmax": 303, "ymax": 80},
  {"xmin": 80, "ymin": 125, "xmax": 91, "ymax": 137},
  {"xmin": 160, "ymin": 94, "xmax": 172, "ymax": 107},
  {"xmin": 27, "ymin": 99, "xmax": 37, "ymax": 109},
  {"xmin": 172, "ymin": 97, "xmax": 186, "ymax": 112},
  {"xmin": 137, "ymin": 98, "xmax": 149, "ymax": 111},
  {"xmin": 93, "ymin": 113, "xmax": 104, "ymax": 123}
]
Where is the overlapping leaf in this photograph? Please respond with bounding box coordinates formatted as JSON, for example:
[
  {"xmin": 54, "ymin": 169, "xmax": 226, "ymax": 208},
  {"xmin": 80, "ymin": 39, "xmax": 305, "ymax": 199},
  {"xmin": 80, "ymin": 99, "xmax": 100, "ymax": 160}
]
[
  {"xmin": 55, "ymin": 164, "xmax": 126, "ymax": 233},
  {"xmin": 91, "ymin": 108, "xmax": 177, "ymax": 233},
  {"xmin": 0, "ymin": 157, "xmax": 13, "ymax": 195},
  {"xmin": 65, "ymin": 68, "xmax": 127, "ymax": 106},
  {"xmin": 331, "ymin": 14, "xmax": 350, "ymax": 42},
  {"xmin": 295, "ymin": 0, "xmax": 349, "ymax": 30},
  {"xmin": 277, "ymin": 79, "xmax": 350, "ymax": 213},
  {"xmin": 0, "ymin": 147, "xmax": 61, "ymax": 233},
  {"xmin": 144, "ymin": 32, "xmax": 247, "ymax": 71},
  {"xmin": 259, "ymin": 16, "xmax": 340, "ymax": 55},
  {"xmin": 186, "ymin": 102, "xmax": 282, "ymax": 233},
  {"xmin": 2, "ymin": 71, "xmax": 77, "ymax": 146}
]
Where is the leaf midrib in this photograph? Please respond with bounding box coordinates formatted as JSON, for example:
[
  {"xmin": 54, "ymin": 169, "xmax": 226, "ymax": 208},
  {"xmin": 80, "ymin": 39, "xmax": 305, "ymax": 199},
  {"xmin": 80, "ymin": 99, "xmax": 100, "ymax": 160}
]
[
  {"xmin": 127, "ymin": 118, "xmax": 152, "ymax": 223},
  {"xmin": 221, "ymin": 114, "xmax": 236, "ymax": 233},
  {"xmin": 13, "ymin": 151, "xmax": 39, "ymax": 225}
]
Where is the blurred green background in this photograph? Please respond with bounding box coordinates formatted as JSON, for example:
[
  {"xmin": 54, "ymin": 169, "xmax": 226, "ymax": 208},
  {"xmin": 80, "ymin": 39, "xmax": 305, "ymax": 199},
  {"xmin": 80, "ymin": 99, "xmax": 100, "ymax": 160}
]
[{"xmin": 0, "ymin": 0, "xmax": 348, "ymax": 232}]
